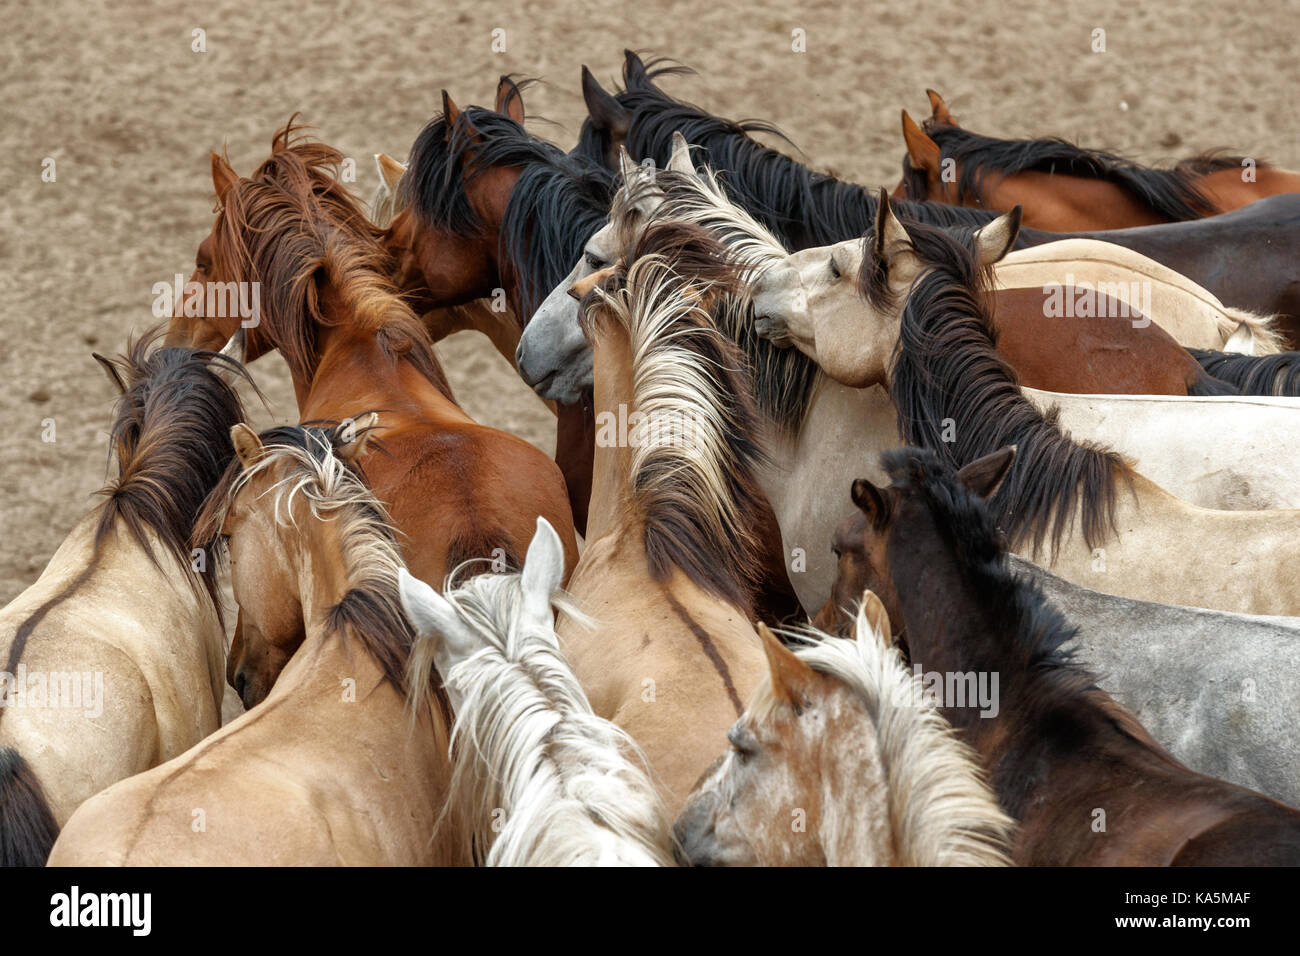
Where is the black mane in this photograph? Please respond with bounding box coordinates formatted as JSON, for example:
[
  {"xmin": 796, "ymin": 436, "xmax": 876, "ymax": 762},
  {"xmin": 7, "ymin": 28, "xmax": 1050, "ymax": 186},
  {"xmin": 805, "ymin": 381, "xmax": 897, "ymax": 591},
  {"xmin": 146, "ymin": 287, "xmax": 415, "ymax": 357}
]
[
  {"xmin": 574, "ymin": 53, "xmax": 1004, "ymax": 250},
  {"xmin": 404, "ymin": 100, "xmax": 616, "ymax": 318},
  {"xmin": 919, "ymin": 120, "xmax": 1249, "ymax": 221},
  {"xmin": 868, "ymin": 220, "xmax": 1133, "ymax": 558},
  {"xmin": 1188, "ymin": 348, "xmax": 1300, "ymax": 397}
]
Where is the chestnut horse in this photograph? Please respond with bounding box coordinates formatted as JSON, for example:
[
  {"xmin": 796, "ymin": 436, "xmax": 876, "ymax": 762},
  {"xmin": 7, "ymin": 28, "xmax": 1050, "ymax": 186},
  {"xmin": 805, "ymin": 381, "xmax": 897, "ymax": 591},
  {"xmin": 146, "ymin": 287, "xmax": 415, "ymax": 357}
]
[
  {"xmin": 675, "ymin": 594, "xmax": 1014, "ymax": 866},
  {"xmin": 575, "ymin": 51, "xmax": 1300, "ymax": 337},
  {"xmin": 384, "ymin": 80, "xmax": 614, "ymax": 532},
  {"xmin": 399, "ymin": 517, "xmax": 675, "ymax": 866},
  {"xmin": 555, "ymin": 223, "xmax": 768, "ymax": 815},
  {"xmin": 822, "ymin": 445, "xmax": 1300, "ymax": 865},
  {"xmin": 49, "ymin": 424, "xmax": 465, "ymax": 865},
  {"xmin": 0, "ymin": 339, "xmax": 244, "ymax": 865},
  {"xmin": 895, "ymin": 89, "xmax": 1300, "ymax": 231},
  {"xmin": 165, "ymin": 123, "xmax": 577, "ymax": 707}
]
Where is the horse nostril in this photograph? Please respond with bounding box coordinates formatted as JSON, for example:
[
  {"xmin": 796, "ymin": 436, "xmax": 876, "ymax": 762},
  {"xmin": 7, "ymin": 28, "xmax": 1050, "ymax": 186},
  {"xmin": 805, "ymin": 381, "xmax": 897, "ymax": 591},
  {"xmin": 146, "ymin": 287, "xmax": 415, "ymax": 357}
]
[{"xmin": 233, "ymin": 669, "xmax": 247, "ymax": 702}]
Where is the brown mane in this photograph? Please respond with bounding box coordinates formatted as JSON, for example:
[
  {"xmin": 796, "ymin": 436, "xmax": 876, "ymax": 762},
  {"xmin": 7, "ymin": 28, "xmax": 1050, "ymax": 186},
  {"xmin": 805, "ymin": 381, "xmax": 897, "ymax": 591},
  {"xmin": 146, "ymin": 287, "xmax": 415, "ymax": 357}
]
[{"xmin": 211, "ymin": 120, "xmax": 454, "ymax": 399}]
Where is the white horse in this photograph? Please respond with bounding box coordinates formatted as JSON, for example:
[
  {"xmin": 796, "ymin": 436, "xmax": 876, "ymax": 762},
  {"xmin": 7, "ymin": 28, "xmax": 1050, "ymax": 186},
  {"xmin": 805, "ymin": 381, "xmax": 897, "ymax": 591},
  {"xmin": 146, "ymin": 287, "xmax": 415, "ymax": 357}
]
[{"xmin": 399, "ymin": 517, "xmax": 675, "ymax": 867}]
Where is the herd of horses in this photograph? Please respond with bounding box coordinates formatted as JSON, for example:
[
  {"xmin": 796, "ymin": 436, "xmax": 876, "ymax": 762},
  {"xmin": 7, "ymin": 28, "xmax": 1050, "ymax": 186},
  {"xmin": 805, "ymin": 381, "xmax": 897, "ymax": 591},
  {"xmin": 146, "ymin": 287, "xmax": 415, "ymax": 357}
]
[{"xmin": 5, "ymin": 51, "xmax": 1300, "ymax": 866}]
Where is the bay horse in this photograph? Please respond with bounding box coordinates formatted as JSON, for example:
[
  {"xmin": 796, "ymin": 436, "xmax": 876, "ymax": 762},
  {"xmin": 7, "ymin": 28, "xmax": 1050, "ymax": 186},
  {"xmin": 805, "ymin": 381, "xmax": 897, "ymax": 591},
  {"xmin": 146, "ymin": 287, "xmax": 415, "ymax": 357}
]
[
  {"xmin": 165, "ymin": 122, "xmax": 577, "ymax": 707},
  {"xmin": 49, "ymin": 424, "xmax": 465, "ymax": 865},
  {"xmin": 895, "ymin": 89, "xmax": 1300, "ymax": 230},
  {"xmin": 555, "ymin": 221, "xmax": 768, "ymax": 814},
  {"xmin": 675, "ymin": 593, "xmax": 1014, "ymax": 866},
  {"xmin": 399, "ymin": 517, "xmax": 675, "ymax": 866},
  {"xmin": 575, "ymin": 51, "xmax": 1300, "ymax": 337},
  {"xmin": 755, "ymin": 198, "xmax": 1300, "ymax": 616},
  {"xmin": 0, "ymin": 338, "xmax": 245, "ymax": 865},
  {"xmin": 821, "ymin": 445, "xmax": 1300, "ymax": 865},
  {"xmin": 384, "ymin": 80, "xmax": 615, "ymax": 532}
]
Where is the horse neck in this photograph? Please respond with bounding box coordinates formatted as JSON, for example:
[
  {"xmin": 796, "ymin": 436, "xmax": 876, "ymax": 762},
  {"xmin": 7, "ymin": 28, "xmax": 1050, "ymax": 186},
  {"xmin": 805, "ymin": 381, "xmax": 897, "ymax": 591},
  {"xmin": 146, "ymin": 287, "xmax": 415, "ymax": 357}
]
[
  {"xmin": 584, "ymin": 336, "xmax": 638, "ymax": 544},
  {"xmin": 300, "ymin": 286, "xmax": 469, "ymax": 427},
  {"xmin": 816, "ymin": 694, "xmax": 896, "ymax": 866}
]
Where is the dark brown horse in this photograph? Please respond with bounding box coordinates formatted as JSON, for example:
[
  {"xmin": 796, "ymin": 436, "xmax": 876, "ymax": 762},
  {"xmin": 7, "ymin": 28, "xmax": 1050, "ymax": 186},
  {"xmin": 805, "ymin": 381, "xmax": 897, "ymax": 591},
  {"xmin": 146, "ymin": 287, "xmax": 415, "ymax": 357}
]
[
  {"xmin": 895, "ymin": 90, "xmax": 1300, "ymax": 231},
  {"xmin": 574, "ymin": 51, "xmax": 1300, "ymax": 341},
  {"xmin": 383, "ymin": 79, "xmax": 615, "ymax": 533},
  {"xmin": 165, "ymin": 122, "xmax": 578, "ymax": 707},
  {"xmin": 816, "ymin": 445, "xmax": 1300, "ymax": 865}
]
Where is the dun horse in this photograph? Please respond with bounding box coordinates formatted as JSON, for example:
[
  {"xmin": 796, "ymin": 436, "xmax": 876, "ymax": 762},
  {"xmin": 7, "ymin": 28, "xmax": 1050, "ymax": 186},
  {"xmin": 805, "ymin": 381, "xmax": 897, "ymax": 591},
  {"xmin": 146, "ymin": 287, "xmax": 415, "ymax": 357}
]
[
  {"xmin": 49, "ymin": 424, "xmax": 465, "ymax": 865},
  {"xmin": 0, "ymin": 339, "xmax": 244, "ymax": 866}
]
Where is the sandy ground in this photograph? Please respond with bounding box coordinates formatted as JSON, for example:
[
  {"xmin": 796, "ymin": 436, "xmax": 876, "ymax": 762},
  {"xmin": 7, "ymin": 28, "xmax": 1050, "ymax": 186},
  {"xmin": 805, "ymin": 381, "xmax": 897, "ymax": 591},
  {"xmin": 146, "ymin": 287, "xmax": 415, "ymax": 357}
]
[{"xmin": 4, "ymin": 0, "xmax": 1299, "ymax": 609}]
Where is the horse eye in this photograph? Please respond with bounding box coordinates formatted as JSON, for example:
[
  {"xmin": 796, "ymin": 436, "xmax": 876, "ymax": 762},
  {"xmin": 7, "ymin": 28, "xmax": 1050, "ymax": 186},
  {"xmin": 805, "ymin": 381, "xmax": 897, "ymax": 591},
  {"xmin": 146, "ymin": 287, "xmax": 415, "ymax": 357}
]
[
  {"xmin": 585, "ymin": 252, "xmax": 605, "ymax": 271},
  {"xmin": 727, "ymin": 725, "xmax": 758, "ymax": 760},
  {"xmin": 829, "ymin": 257, "xmax": 842, "ymax": 280}
]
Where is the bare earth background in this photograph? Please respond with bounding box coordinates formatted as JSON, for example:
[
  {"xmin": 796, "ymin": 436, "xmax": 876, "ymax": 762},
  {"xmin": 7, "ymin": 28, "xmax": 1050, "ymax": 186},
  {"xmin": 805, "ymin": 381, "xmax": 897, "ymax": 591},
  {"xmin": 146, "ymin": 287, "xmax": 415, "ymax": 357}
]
[{"xmin": 3, "ymin": 0, "xmax": 1299, "ymax": 604}]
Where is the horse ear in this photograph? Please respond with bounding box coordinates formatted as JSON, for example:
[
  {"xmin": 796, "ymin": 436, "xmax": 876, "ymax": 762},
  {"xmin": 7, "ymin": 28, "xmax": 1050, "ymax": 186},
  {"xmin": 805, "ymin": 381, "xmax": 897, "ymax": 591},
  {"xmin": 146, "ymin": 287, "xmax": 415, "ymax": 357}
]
[
  {"xmin": 374, "ymin": 153, "xmax": 406, "ymax": 191},
  {"xmin": 582, "ymin": 65, "xmax": 629, "ymax": 137},
  {"xmin": 441, "ymin": 90, "xmax": 462, "ymax": 137},
  {"xmin": 955, "ymin": 445, "xmax": 1017, "ymax": 499},
  {"xmin": 667, "ymin": 131, "xmax": 696, "ymax": 175},
  {"xmin": 496, "ymin": 75, "xmax": 525, "ymax": 124},
  {"xmin": 398, "ymin": 567, "xmax": 479, "ymax": 672},
  {"xmin": 211, "ymin": 150, "xmax": 239, "ymax": 202},
  {"xmin": 618, "ymin": 146, "xmax": 640, "ymax": 184},
  {"xmin": 334, "ymin": 412, "xmax": 380, "ymax": 463},
  {"xmin": 520, "ymin": 516, "xmax": 565, "ymax": 629},
  {"xmin": 93, "ymin": 353, "xmax": 127, "ymax": 394},
  {"xmin": 850, "ymin": 477, "xmax": 889, "ymax": 528},
  {"xmin": 230, "ymin": 423, "xmax": 264, "ymax": 469},
  {"xmin": 974, "ymin": 207, "xmax": 1022, "ymax": 266},
  {"xmin": 756, "ymin": 622, "xmax": 815, "ymax": 709},
  {"xmin": 857, "ymin": 590, "xmax": 894, "ymax": 649},
  {"xmin": 873, "ymin": 187, "xmax": 910, "ymax": 262},
  {"xmin": 926, "ymin": 89, "xmax": 956, "ymax": 126},
  {"xmin": 624, "ymin": 49, "xmax": 648, "ymax": 86},
  {"xmin": 901, "ymin": 110, "xmax": 942, "ymax": 174}
]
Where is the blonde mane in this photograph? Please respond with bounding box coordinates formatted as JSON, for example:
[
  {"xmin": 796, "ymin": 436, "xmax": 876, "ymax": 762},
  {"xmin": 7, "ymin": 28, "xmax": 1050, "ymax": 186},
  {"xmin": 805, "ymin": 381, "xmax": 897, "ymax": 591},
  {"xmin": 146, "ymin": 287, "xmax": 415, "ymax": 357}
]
[
  {"xmin": 408, "ymin": 570, "xmax": 675, "ymax": 866},
  {"xmin": 756, "ymin": 606, "xmax": 1015, "ymax": 866}
]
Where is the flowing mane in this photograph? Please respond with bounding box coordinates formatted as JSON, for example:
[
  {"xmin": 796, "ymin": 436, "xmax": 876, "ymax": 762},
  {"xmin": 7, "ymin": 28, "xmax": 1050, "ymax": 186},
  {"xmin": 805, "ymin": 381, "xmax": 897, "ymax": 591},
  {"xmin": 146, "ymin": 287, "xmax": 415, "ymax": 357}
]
[
  {"xmin": 95, "ymin": 335, "xmax": 250, "ymax": 620},
  {"xmin": 581, "ymin": 221, "xmax": 767, "ymax": 609},
  {"xmin": 862, "ymin": 220, "xmax": 1134, "ymax": 558},
  {"xmin": 574, "ymin": 53, "xmax": 1004, "ymax": 249},
  {"xmin": 212, "ymin": 121, "xmax": 453, "ymax": 398},
  {"xmin": 915, "ymin": 119, "xmax": 1253, "ymax": 221},
  {"xmin": 754, "ymin": 603, "xmax": 1014, "ymax": 866},
  {"xmin": 196, "ymin": 424, "xmax": 427, "ymax": 699},
  {"xmin": 1188, "ymin": 348, "xmax": 1300, "ymax": 396},
  {"xmin": 876, "ymin": 446, "xmax": 1177, "ymax": 816},
  {"xmin": 611, "ymin": 165, "xmax": 824, "ymax": 431},
  {"xmin": 402, "ymin": 91, "xmax": 616, "ymax": 317},
  {"xmin": 407, "ymin": 570, "xmax": 673, "ymax": 866}
]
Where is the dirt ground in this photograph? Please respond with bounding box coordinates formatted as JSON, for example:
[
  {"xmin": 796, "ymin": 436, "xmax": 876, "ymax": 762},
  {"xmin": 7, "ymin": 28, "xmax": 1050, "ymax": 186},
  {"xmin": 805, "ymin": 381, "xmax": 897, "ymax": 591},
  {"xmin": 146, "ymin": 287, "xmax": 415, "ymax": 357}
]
[{"xmin": 3, "ymin": 0, "xmax": 1299, "ymax": 605}]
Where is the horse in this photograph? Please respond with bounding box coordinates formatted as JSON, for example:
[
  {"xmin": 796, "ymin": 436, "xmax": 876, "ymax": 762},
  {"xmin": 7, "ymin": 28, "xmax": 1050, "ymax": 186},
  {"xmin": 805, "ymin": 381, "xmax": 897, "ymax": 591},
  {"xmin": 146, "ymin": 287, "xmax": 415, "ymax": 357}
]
[
  {"xmin": 0, "ymin": 338, "xmax": 245, "ymax": 866},
  {"xmin": 894, "ymin": 89, "xmax": 1300, "ymax": 230},
  {"xmin": 554, "ymin": 221, "xmax": 768, "ymax": 814},
  {"xmin": 383, "ymin": 80, "xmax": 615, "ymax": 532},
  {"xmin": 399, "ymin": 517, "xmax": 675, "ymax": 866},
  {"xmin": 574, "ymin": 51, "xmax": 1300, "ymax": 337},
  {"xmin": 754, "ymin": 198, "xmax": 1300, "ymax": 616},
  {"xmin": 1189, "ymin": 348, "xmax": 1300, "ymax": 396},
  {"xmin": 819, "ymin": 444, "xmax": 1300, "ymax": 865},
  {"xmin": 48, "ymin": 423, "xmax": 466, "ymax": 865},
  {"xmin": 165, "ymin": 122, "xmax": 578, "ymax": 707},
  {"xmin": 674, "ymin": 593, "xmax": 1014, "ymax": 866}
]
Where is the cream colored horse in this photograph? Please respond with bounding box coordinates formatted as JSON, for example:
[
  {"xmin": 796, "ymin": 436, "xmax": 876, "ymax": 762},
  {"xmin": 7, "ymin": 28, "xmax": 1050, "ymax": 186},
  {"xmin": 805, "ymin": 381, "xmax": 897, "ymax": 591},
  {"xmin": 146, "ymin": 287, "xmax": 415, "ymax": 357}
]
[
  {"xmin": 751, "ymin": 197, "xmax": 1300, "ymax": 617},
  {"xmin": 400, "ymin": 517, "xmax": 675, "ymax": 866},
  {"xmin": 0, "ymin": 343, "xmax": 242, "ymax": 866},
  {"xmin": 48, "ymin": 423, "xmax": 465, "ymax": 865},
  {"xmin": 555, "ymin": 233, "xmax": 768, "ymax": 815},
  {"xmin": 675, "ymin": 592, "xmax": 1014, "ymax": 866}
]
